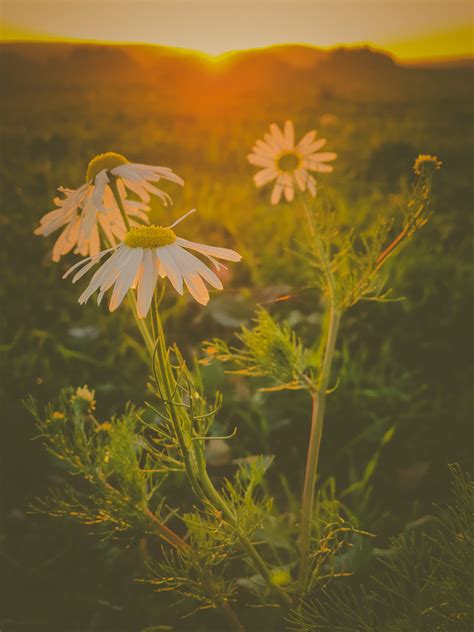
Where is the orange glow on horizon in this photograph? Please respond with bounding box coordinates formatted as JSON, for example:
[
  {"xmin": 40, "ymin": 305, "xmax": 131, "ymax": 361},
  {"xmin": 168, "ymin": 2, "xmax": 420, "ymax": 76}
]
[{"xmin": 1, "ymin": 1, "xmax": 473, "ymax": 62}]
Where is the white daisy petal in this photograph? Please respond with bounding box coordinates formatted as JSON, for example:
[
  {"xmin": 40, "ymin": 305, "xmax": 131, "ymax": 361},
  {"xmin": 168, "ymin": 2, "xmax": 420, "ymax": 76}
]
[
  {"xmin": 254, "ymin": 167, "xmax": 278, "ymax": 188},
  {"xmin": 247, "ymin": 153, "xmax": 274, "ymax": 168},
  {"xmin": 78, "ymin": 248, "xmax": 128, "ymax": 303},
  {"xmin": 183, "ymin": 272, "xmax": 209, "ymax": 305},
  {"xmin": 311, "ymin": 152, "xmax": 337, "ymax": 163},
  {"xmin": 109, "ymin": 248, "xmax": 143, "ymax": 312},
  {"xmin": 297, "ymin": 130, "xmax": 317, "ymax": 147},
  {"xmin": 271, "ymin": 181, "xmax": 283, "ymax": 205},
  {"xmin": 122, "ymin": 178, "xmax": 151, "ymax": 203},
  {"xmin": 282, "ymin": 173, "xmax": 295, "ymax": 202},
  {"xmin": 293, "ymin": 168, "xmax": 308, "ymax": 192},
  {"xmin": 254, "ymin": 139, "xmax": 275, "ymax": 157},
  {"xmin": 91, "ymin": 169, "xmax": 109, "ymax": 212},
  {"xmin": 269, "ymin": 123, "xmax": 286, "ymax": 149},
  {"xmin": 156, "ymin": 245, "xmax": 184, "ymax": 294},
  {"xmin": 168, "ymin": 208, "xmax": 196, "ymax": 229},
  {"xmin": 173, "ymin": 245, "xmax": 223, "ymax": 290},
  {"xmin": 263, "ymin": 132, "xmax": 281, "ymax": 154},
  {"xmin": 175, "ymin": 237, "xmax": 241, "ymax": 262},
  {"xmin": 137, "ymin": 249, "xmax": 158, "ymax": 317},
  {"xmin": 298, "ymin": 138, "xmax": 327, "ymax": 154},
  {"xmin": 283, "ymin": 120, "xmax": 295, "ymax": 149},
  {"xmin": 307, "ymin": 175, "xmax": 317, "ymax": 197}
]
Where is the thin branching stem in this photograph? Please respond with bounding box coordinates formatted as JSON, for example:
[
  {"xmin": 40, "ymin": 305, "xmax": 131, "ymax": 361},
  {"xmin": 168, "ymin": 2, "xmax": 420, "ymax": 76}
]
[{"xmin": 298, "ymin": 304, "xmax": 341, "ymax": 585}]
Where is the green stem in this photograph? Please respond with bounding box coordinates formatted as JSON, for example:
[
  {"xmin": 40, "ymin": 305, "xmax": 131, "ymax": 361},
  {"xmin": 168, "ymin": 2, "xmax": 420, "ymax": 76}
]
[
  {"xmin": 152, "ymin": 305, "xmax": 289, "ymax": 603},
  {"xmin": 128, "ymin": 290, "xmax": 155, "ymax": 357},
  {"xmin": 146, "ymin": 492, "xmax": 245, "ymax": 632},
  {"xmin": 109, "ymin": 177, "xmax": 131, "ymax": 231},
  {"xmin": 220, "ymin": 599, "xmax": 246, "ymax": 632},
  {"xmin": 193, "ymin": 441, "xmax": 292, "ymax": 606},
  {"xmin": 153, "ymin": 305, "xmax": 205, "ymax": 498},
  {"xmin": 298, "ymin": 305, "xmax": 340, "ymax": 585}
]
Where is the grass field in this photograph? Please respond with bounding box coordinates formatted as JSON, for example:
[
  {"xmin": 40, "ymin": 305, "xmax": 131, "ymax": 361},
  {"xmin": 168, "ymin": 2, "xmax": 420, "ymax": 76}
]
[{"xmin": 0, "ymin": 42, "xmax": 473, "ymax": 631}]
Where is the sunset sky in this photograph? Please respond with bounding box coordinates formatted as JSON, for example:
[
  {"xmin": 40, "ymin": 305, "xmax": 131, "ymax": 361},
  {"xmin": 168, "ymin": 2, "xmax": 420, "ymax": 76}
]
[{"xmin": 1, "ymin": 0, "xmax": 473, "ymax": 60}]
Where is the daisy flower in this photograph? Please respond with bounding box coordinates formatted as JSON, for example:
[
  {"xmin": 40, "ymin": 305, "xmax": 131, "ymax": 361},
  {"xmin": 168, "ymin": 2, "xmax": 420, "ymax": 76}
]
[
  {"xmin": 247, "ymin": 120, "xmax": 337, "ymax": 204},
  {"xmin": 65, "ymin": 210, "xmax": 242, "ymax": 317},
  {"xmin": 35, "ymin": 184, "xmax": 149, "ymax": 261},
  {"xmin": 34, "ymin": 151, "xmax": 184, "ymax": 261}
]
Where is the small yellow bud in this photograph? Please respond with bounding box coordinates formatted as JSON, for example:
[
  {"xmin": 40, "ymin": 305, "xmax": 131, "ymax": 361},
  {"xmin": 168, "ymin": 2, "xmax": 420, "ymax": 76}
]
[
  {"xmin": 51, "ymin": 411, "xmax": 65, "ymax": 421},
  {"xmin": 95, "ymin": 422, "xmax": 112, "ymax": 433},
  {"xmin": 270, "ymin": 568, "xmax": 292, "ymax": 587}
]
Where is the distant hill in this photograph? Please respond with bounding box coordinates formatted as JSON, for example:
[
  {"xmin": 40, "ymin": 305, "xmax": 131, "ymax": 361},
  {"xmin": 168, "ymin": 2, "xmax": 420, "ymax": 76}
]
[{"xmin": 1, "ymin": 41, "xmax": 473, "ymax": 110}]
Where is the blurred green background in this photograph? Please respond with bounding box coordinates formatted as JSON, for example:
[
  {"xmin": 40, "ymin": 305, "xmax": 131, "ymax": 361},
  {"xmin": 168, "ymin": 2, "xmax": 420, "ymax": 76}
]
[{"xmin": 0, "ymin": 42, "xmax": 472, "ymax": 631}]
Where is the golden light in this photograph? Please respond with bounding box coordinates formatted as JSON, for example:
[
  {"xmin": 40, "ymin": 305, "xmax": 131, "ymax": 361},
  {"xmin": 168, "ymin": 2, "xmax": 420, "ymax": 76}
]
[{"xmin": 1, "ymin": 1, "xmax": 473, "ymax": 61}]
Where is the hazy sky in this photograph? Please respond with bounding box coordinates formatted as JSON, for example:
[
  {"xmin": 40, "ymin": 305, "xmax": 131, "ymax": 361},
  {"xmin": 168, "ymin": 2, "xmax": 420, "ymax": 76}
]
[{"xmin": 1, "ymin": 0, "xmax": 473, "ymax": 59}]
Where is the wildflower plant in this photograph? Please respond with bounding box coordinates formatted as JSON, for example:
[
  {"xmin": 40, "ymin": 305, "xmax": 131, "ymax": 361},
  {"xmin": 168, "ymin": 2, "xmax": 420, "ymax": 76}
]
[
  {"xmin": 30, "ymin": 140, "xmax": 444, "ymax": 630},
  {"xmin": 203, "ymin": 307, "xmax": 315, "ymax": 391}
]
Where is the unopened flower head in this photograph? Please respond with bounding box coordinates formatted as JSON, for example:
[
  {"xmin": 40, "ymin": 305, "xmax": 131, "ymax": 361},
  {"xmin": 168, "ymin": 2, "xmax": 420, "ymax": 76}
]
[
  {"xmin": 413, "ymin": 154, "xmax": 442, "ymax": 176},
  {"xmin": 71, "ymin": 385, "xmax": 96, "ymax": 413},
  {"xmin": 248, "ymin": 120, "xmax": 337, "ymax": 204},
  {"xmin": 34, "ymin": 151, "xmax": 184, "ymax": 261},
  {"xmin": 50, "ymin": 411, "xmax": 65, "ymax": 421},
  {"xmin": 64, "ymin": 210, "xmax": 242, "ymax": 317}
]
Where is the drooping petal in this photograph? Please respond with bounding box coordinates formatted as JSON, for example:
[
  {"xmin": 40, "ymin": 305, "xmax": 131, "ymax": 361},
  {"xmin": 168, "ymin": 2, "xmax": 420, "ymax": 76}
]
[
  {"xmin": 156, "ymin": 245, "xmax": 184, "ymax": 294},
  {"xmin": 183, "ymin": 271, "xmax": 209, "ymax": 305},
  {"xmin": 78, "ymin": 246, "xmax": 129, "ymax": 303},
  {"xmin": 109, "ymin": 248, "xmax": 143, "ymax": 312},
  {"xmin": 175, "ymin": 238, "xmax": 241, "ymax": 262},
  {"xmin": 121, "ymin": 178, "xmax": 151, "ymax": 203},
  {"xmin": 91, "ymin": 169, "xmax": 109, "ymax": 212},
  {"xmin": 136, "ymin": 249, "xmax": 158, "ymax": 317},
  {"xmin": 173, "ymin": 245, "xmax": 223, "ymax": 290}
]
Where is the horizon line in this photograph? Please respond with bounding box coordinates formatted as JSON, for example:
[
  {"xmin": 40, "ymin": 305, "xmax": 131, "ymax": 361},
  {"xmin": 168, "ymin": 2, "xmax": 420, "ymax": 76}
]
[{"xmin": 2, "ymin": 37, "xmax": 473, "ymax": 66}]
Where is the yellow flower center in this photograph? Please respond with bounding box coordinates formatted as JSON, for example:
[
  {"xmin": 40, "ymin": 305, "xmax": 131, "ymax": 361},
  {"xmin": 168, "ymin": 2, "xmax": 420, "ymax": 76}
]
[
  {"xmin": 277, "ymin": 152, "xmax": 300, "ymax": 172},
  {"xmin": 86, "ymin": 152, "xmax": 129, "ymax": 182},
  {"xmin": 124, "ymin": 225, "xmax": 176, "ymax": 248}
]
